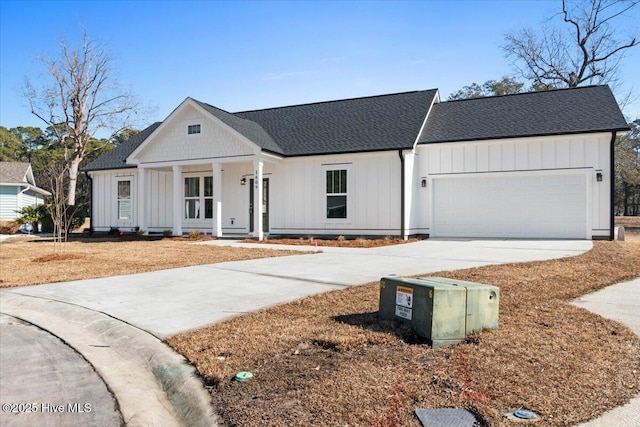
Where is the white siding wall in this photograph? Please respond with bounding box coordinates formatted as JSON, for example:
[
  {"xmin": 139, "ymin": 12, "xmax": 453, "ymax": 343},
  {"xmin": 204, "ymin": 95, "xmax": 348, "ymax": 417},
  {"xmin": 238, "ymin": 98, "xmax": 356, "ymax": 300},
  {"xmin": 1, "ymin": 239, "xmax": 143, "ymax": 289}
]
[
  {"xmin": 146, "ymin": 170, "xmax": 173, "ymax": 231},
  {"xmin": 91, "ymin": 164, "xmax": 259, "ymax": 234},
  {"xmin": 135, "ymin": 106, "xmax": 254, "ymax": 164},
  {"xmin": 269, "ymin": 152, "xmax": 401, "ymax": 236},
  {"xmin": 90, "ymin": 170, "xmax": 138, "ymax": 231},
  {"xmin": 414, "ymin": 132, "xmax": 612, "ymax": 238},
  {"xmin": 220, "ymin": 162, "xmax": 253, "ymax": 232}
]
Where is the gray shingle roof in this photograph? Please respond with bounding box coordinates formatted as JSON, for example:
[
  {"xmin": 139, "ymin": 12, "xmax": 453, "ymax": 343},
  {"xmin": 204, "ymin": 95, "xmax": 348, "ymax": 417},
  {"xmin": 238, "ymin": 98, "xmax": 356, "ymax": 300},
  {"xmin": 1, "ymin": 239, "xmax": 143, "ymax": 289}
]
[
  {"xmin": 237, "ymin": 90, "xmax": 438, "ymax": 156},
  {"xmin": 0, "ymin": 162, "xmax": 30, "ymax": 183},
  {"xmin": 83, "ymin": 122, "xmax": 162, "ymax": 171},
  {"xmin": 84, "ymin": 85, "xmax": 628, "ymax": 171},
  {"xmin": 418, "ymin": 85, "xmax": 629, "ymax": 144}
]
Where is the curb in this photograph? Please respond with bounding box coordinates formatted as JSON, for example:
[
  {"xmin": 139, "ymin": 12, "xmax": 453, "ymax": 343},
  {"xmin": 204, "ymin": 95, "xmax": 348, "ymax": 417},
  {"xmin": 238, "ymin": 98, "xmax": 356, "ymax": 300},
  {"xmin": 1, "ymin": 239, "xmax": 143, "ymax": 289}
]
[{"xmin": 0, "ymin": 292, "xmax": 218, "ymax": 427}]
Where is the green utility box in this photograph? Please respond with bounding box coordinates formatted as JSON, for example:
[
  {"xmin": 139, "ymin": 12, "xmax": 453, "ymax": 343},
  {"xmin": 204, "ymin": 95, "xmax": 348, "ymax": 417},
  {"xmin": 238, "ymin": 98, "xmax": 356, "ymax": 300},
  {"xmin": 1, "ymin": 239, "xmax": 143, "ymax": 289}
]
[{"xmin": 379, "ymin": 276, "xmax": 499, "ymax": 348}]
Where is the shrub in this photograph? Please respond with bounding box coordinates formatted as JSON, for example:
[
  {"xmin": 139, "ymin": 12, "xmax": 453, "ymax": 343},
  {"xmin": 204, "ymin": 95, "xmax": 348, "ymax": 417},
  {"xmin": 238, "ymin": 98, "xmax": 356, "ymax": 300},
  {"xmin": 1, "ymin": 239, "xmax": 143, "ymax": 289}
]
[
  {"xmin": 13, "ymin": 204, "xmax": 47, "ymax": 233},
  {"xmin": 0, "ymin": 221, "xmax": 20, "ymax": 234},
  {"xmin": 163, "ymin": 230, "xmax": 172, "ymax": 238},
  {"xmin": 188, "ymin": 230, "xmax": 201, "ymax": 240},
  {"xmin": 337, "ymin": 235, "xmax": 346, "ymax": 241}
]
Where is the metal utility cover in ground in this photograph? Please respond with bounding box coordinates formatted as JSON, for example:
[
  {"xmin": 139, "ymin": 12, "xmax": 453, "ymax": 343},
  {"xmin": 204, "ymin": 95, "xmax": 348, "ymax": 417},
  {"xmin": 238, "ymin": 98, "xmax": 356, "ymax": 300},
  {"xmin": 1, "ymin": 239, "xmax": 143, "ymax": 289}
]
[
  {"xmin": 415, "ymin": 408, "xmax": 478, "ymax": 426},
  {"xmin": 379, "ymin": 277, "xmax": 499, "ymax": 348}
]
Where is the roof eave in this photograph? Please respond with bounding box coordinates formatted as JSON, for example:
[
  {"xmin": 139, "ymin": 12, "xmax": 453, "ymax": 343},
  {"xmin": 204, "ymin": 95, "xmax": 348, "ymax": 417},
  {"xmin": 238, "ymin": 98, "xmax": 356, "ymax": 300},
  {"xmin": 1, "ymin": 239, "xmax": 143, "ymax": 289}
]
[
  {"xmin": 418, "ymin": 127, "xmax": 631, "ymax": 145},
  {"xmin": 281, "ymin": 145, "xmax": 416, "ymax": 158}
]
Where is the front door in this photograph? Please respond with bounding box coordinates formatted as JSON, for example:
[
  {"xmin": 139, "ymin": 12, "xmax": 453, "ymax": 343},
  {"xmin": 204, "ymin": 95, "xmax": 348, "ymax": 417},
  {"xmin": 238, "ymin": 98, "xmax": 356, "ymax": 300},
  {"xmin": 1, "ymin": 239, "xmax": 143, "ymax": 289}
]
[{"xmin": 249, "ymin": 178, "xmax": 269, "ymax": 232}]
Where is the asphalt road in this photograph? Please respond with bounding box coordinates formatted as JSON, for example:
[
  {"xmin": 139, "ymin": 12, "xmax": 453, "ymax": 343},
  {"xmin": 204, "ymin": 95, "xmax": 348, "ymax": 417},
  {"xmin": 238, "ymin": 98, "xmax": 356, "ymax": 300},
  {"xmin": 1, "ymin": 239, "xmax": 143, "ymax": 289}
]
[{"xmin": 0, "ymin": 314, "xmax": 121, "ymax": 427}]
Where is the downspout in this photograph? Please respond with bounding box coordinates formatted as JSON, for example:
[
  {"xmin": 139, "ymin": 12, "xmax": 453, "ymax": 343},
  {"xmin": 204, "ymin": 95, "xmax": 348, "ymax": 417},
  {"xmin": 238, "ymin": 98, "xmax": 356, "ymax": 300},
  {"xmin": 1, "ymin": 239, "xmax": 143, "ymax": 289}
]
[
  {"xmin": 609, "ymin": 131, "xmax": 616, "ymax": 241},
  {"xmin": 398, "ymin": 150, "xmax": 405, "ymax": 239},
  {"xmin": 85, "ymin": 171, "xmax": 94, "ymax": 235}
]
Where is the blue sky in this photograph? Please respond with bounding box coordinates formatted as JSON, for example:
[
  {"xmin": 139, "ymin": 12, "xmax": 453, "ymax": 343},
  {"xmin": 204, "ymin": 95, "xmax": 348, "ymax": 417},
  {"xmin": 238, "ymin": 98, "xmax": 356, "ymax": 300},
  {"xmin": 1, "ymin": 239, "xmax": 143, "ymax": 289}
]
[{"xmin": 1, "ymin": 0, "xmax": 639, "ymax": 134}]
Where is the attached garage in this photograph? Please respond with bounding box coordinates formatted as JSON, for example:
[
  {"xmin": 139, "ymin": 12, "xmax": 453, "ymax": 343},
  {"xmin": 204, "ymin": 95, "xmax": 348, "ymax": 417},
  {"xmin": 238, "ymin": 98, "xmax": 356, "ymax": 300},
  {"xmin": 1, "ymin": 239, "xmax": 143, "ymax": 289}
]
[
  {"xmin": 415, "ymin": 86, "xmax": 629, "ymax": 240},
  {"xmin": 431, "ymin": 171, "xmax": 588, "ymax": 239}
]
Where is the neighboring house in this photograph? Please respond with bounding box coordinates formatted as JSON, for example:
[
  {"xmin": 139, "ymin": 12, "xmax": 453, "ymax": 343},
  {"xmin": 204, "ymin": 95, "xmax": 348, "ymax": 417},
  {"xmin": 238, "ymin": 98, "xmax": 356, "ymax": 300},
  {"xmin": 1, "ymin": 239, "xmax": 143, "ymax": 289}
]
[
  {"xmin": 0, "ymin": 162, "xmax": 51, "ymax": 221},
  {"xmin": 84, "ymin": 85, "xmax": 629, "ymax": 240}
]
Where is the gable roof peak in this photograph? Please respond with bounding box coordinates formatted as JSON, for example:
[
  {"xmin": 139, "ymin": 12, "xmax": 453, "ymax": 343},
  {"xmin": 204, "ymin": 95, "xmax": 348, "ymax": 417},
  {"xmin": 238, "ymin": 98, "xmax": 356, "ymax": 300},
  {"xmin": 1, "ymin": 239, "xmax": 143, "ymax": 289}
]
[{"xmin": 0, "ymin": 161, "xmax": 31, "ymax": 183}]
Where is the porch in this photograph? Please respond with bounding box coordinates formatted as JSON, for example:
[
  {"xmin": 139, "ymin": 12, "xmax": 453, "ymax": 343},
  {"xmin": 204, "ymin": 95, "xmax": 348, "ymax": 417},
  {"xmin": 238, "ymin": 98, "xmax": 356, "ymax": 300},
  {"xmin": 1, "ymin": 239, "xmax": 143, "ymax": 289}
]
[{"xmin": 134, "ymin": 156, "xmax": 275, "ymax": 240}]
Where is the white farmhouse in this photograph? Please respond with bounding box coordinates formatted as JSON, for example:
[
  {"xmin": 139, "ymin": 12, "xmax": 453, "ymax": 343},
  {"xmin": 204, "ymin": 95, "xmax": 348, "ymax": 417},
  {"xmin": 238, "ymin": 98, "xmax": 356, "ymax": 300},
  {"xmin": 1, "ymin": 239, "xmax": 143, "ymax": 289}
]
[{"xmin": 84, "ymin": 85, "xmax": 629, "ymax": 240}]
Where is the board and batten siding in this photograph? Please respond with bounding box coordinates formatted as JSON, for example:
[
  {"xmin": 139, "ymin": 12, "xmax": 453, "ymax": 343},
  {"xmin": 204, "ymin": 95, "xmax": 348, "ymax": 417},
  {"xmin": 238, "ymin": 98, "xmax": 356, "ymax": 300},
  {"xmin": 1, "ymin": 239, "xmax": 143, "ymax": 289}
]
[
  {"xmin": 268, "ymin": 151, "xmax": 401, "ymax": 236},
  {"xmin": 412, "ymin": 132, "xmax": 612, "ymax": 238},
  {"xmin": 90, "ymin": 170, "xmax": 138, "ymax": 231}
]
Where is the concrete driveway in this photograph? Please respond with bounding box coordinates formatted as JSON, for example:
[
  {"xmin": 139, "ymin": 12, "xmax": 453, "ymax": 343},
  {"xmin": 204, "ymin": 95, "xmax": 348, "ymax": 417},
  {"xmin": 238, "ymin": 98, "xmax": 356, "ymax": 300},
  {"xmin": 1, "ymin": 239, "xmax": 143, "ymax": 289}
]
[
  {"xmin": 1, "ymin": 239, "xmax": 591, "ymax": 338},
  {"xmin": 6, "ymin": 237, "xmax": 640, "ymax": 427}
]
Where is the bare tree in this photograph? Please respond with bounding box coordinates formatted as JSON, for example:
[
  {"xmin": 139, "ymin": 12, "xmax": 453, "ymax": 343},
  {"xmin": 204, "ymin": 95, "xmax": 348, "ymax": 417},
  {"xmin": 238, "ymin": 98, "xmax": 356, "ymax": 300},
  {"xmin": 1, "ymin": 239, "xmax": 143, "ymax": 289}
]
[
  {"xmin": 25, "ymin": 30, "xmax": 139, "ymax": 205},
  {"xmin": 503, "ymin": 0, "xmax": 638, "ymax": 89},
  {"xmin": 38, "ymin": 158, "xmax": 82, "ymax": 252}
]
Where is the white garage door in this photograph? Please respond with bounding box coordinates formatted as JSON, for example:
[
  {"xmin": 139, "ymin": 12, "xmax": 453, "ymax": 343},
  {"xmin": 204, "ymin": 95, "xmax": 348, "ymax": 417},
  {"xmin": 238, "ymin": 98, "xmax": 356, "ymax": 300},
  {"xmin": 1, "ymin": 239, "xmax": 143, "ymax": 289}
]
[{"xmin": 432, "ymin": 173, "xmax": 587, "ymax": 239}]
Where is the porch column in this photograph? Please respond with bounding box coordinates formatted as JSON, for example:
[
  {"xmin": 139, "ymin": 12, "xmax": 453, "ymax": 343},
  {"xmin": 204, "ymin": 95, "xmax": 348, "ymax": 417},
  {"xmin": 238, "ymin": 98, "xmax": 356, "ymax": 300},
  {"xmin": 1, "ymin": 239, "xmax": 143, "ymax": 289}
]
[
  {"xmin": 212, "ymin": 162, "xmax": 222, "ymax": 237},
  {"xmin": 137, "ymin": 166, "xmax": 146, "ymax": 234},
  {"xmin": 253, "ymin": 158, "xmax": 264, "ymax": 240},
  {"xmin": 172, "ymin": 165, "xmax": 183, "ymax": 236}
]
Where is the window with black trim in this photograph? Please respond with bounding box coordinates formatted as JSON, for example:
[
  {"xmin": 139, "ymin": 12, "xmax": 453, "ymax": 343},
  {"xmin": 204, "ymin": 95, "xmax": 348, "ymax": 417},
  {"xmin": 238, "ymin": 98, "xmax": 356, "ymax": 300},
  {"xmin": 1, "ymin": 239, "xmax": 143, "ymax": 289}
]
[
  {"xmin": 326, "ymin": 169, "xmax": 347, "ymax": 219},
  {"xmin": 184, "ymin": 177, "xmax": 200, "ymax": 219},
  {"xmin": 204, "ymin": 176, "xmax": 213, "ymax": 219},
  {"xmin": 187, "ymin": 124, "xmax": 201, "ymax": 135},
  {"xmin": 184, "ymin": 176, "xmax": 213, "ymax": 219}
]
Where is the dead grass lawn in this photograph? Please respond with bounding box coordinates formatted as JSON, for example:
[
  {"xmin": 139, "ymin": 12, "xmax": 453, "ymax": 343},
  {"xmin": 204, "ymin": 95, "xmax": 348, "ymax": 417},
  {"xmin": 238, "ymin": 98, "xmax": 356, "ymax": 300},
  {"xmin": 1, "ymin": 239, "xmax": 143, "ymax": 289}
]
[
  {"xmin": 168, "ymin": 241, "xmax": 640, "ymax": 427},
  {"xmin": 0, "ymin": 236, "xmax": 307, "ymax": 288}
]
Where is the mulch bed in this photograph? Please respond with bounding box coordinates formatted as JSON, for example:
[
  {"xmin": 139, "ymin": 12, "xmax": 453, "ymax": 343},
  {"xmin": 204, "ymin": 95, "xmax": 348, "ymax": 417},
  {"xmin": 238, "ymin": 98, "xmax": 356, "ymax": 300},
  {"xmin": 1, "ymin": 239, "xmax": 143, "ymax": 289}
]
[
  {"xmin": 167, "ymin": 241, "xmax": 640, "ymax": 427},
  {"xmin": 241, "ymin": 236, "xmax": 423, "ymax": 248},
  {"xmin": 32, "ymin": 253, "xmax": 86, "ymax": 263}
]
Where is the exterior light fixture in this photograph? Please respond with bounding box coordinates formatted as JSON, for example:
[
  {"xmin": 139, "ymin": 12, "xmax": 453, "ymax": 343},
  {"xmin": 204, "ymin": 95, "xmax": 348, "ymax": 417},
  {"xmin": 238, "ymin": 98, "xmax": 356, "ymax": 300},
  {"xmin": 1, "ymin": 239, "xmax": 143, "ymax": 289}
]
[
  {"xmin": 596, "ymin": 171, "xmax": 603, "ymax": 182},
  {"xmin": 240, "ymin": 177, "xmax": 246, "ymax": 185},
  {"xmin": 421, "ymin": 179, "xmax": 427, "ymax": 188}
]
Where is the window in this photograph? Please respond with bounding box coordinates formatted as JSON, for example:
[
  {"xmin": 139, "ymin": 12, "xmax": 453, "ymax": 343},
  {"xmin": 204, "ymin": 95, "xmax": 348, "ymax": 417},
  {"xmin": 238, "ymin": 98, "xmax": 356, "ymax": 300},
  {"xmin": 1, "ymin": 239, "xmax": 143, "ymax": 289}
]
[
  {"xmin": 204, "ymin": 176, "xmax": 213, "ymax": 219},
  {"xmin": 184, "ymin": 176, "xmax": 213, "ymax": 219},
  {"xmin": 117, "ymin": 180, "xmax": 132, "ymax": 220},
  {"xmin": 184, "ymin": 177, "xmax": 200, "ymax": 219},
  {"xmin": 187, "ymin": 124, "xmax": 201, "ymax": 135},
  {"xmin": 326, "ymin": 169, "xmax": 347, "ymax": 219}
]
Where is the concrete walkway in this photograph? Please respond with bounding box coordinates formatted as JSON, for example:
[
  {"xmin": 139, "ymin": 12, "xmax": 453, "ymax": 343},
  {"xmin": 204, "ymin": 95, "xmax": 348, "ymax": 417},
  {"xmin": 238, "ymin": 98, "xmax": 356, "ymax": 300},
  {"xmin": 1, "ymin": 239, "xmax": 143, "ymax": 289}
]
[
  {"xmin": 1, "ymin": 238, "xmax": 638, "ymax": 426},
  {"xmin": 572, "ymin": 277, "xmax": 640, "ymax": 427}
]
